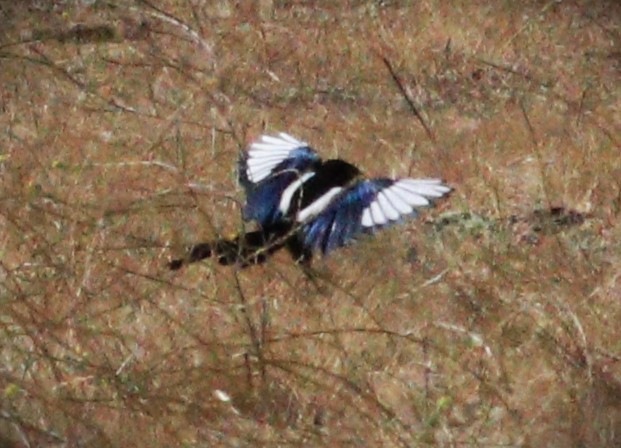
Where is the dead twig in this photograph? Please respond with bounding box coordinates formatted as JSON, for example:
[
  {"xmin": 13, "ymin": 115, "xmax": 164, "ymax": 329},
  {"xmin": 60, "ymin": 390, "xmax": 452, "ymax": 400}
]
[{"xmin": 379, "ymin": 55, "xmax": 436, "ymax": 143}]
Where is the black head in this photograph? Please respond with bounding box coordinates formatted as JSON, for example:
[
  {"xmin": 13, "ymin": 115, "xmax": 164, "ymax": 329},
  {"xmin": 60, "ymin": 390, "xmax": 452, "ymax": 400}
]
[
  {"xmin": 291, "ymin": 159, "xmax": 362, "ymax": 213},
  {"xmin": 320, "ymin": 159, "xmax": 362, "ymax": 185}
]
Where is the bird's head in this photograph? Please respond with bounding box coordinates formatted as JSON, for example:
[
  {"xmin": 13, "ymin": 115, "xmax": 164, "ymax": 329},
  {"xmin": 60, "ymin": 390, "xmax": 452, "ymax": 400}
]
[{"xmin": 322, "ymin": 159, "xmax": 362, "ymax": 184}]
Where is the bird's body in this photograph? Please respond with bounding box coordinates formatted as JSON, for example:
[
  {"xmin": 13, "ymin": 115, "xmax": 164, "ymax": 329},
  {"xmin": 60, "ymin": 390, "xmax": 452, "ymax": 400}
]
[{"xmin": 169, "ymin": 133, "xmax": 451, "ymax": 270}]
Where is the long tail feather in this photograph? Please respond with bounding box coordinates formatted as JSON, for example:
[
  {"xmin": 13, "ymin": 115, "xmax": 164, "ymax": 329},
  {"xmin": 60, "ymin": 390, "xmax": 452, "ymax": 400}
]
[{"xmin": 168, "ymin": 225, "xmax": 307, "ymax": 270}]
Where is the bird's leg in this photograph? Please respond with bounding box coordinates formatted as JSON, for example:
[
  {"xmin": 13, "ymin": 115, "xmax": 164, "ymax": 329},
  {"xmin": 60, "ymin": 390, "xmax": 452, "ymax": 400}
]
[{"xmin": 285, "ymin": 236, "xmax": 313, "ymax": 267}]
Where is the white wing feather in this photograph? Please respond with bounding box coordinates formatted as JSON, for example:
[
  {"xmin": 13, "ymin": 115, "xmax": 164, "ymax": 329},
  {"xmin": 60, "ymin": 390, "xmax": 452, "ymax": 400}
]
[
  {"xmin": 245, "ymin": 134, "xmax": 309, "ymax": 183},
  {"xmin": 361, "ymin": 179, "xmax": 450, "ymax": 228}
]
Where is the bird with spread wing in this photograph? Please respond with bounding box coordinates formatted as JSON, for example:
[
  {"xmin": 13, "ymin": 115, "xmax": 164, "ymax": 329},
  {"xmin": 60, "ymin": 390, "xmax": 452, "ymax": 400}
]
[{"xmin": 169, "ymin": 133, "xmax": 451, "ymax": 270}]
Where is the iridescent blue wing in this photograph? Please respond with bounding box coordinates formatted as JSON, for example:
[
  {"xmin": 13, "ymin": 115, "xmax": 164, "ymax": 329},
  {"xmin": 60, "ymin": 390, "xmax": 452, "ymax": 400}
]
[
  {"xmin": 301, "ymin": 178, "xmax": 451, "ymax": 255},
  {"xmin": 239, "ymin": 133, "xmax": 320, "ymax": 227}
]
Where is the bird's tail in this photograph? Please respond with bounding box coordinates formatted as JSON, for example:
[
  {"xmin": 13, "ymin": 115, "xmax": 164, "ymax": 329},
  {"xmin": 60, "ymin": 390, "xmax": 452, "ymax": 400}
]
[{"xmin": 168, "ymin": 227, "xmax": 312, "ymax": 270}]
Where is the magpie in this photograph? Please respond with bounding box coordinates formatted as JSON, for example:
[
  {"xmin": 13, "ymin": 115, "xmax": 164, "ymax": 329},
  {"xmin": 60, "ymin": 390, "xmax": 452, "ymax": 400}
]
[{"xmin": 169, "ymin": 133, "xmax": 451, "ymax": 270}]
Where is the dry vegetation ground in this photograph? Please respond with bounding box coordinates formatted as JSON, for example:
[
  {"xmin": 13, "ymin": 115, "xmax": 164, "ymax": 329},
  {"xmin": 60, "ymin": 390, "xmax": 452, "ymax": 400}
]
[{"xmin": 1, "ymin": 0, "xmax": 620, "ymax": 446}]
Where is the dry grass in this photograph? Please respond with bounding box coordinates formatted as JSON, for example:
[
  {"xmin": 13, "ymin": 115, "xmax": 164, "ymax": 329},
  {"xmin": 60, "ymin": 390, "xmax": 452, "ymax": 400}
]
[{"xmin": 1, "ymin": 0, "xmax": 620, "ymax": 446}]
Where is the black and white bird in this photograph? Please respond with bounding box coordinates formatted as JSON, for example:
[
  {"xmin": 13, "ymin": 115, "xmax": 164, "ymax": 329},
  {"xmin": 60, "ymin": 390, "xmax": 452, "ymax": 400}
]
[{"xmin": 169, "ymin": 133, "xmax": 451, "ymax": 270}]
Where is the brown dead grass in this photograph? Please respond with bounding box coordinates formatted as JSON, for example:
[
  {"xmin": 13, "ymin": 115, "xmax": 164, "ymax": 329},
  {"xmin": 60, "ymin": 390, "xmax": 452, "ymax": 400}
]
[{"xmin": 0, "ymin": 0, "xmax": 620, "ymax": 446}]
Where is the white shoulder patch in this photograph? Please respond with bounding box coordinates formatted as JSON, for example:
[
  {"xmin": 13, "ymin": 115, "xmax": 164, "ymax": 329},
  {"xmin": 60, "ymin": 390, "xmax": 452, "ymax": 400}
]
[
  {"xmin": 246, "ymin": 133, "xmax": 308, "ymax": 183},
  {"xmin": 279, "ymin": 171, "xmax": 316, "ymax": 215},
  {"xmin": 296, "ymin": 187, "xmax": 344, "ymax": 223},
  {"xmin": 361, "ymin": 179, "xmax": 451, "ymax": 228}
]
